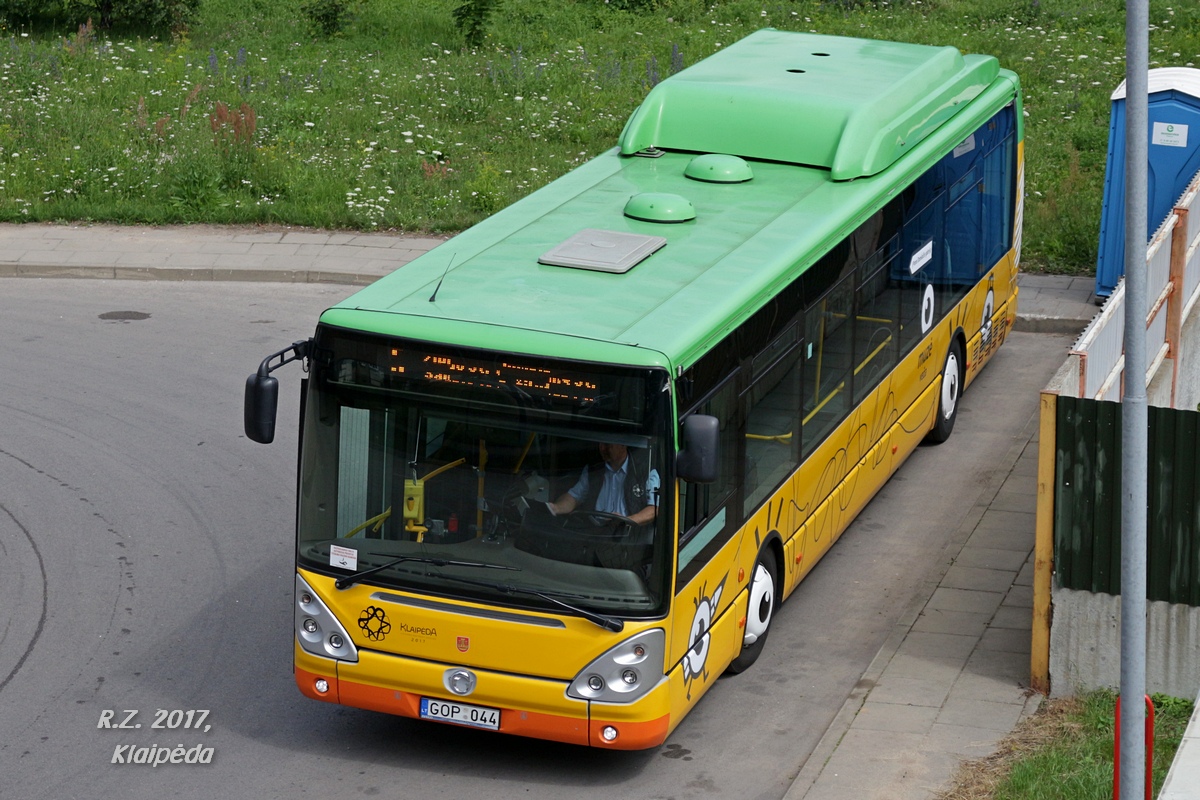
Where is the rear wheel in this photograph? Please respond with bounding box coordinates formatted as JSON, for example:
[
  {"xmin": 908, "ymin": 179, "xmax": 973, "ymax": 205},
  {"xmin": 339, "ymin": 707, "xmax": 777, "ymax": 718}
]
[
  {"xmin": 927, "ymin": 338, "xmax": 964, "ymax": 444},
  {"xmin": 726, "ymin": 547, "xmax": 777, "ymax": 674}
]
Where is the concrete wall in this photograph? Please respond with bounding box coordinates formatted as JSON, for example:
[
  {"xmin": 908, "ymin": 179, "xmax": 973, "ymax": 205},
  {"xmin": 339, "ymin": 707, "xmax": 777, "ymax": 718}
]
[
  {"xmin": 1045, "ymin": 354, "xmax": 1081, "ymax": 398},
  {"xmin": 1173, "ymin": 302, "xmax": 1200, "ymax": 410},
  {"xmin": 1049, "ymin": 586, "xmax": 1200, "ymax": 699},
  {"xmin": 1149, "ymin": 358, "xmax": 1174, "ymax": 407}
]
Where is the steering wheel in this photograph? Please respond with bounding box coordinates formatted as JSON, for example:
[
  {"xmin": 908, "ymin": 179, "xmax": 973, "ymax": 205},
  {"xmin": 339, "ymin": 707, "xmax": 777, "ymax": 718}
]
[
  {"xmin": 565, "ymin": 508, "xmax": 633, "ymax": 524},
  {"xmin": 561, "ymin": 508, "xmax": 636, "ymax": 537}
]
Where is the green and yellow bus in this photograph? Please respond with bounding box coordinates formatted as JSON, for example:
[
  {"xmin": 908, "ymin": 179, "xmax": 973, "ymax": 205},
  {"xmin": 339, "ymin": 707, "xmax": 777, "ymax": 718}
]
[{"xmin": 245, "ymin": 29, "xmax": 1022, "ymax": 750}]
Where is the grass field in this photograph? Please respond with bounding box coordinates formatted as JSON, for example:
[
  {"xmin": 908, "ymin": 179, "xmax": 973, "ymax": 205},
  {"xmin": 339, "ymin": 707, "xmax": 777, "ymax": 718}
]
[
  {"xmin": 1, "ymin": 0, "xmax": 1198, "ymax": 273},
  {"xmin": 941, "ymin": 691, "xmax": 1195, "ymax": 800}
]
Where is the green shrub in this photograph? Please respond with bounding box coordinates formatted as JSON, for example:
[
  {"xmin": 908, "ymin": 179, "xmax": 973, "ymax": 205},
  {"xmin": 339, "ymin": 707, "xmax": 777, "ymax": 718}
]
[
  {"xmin": 75, "ymin": 1, "xmax": 197, "ymax": 30},
  {"xmin": 452, "ymin": 0, "xmax": 500, "ymax": 47},
  {"xmin": 300, "ymin": 0, "xmax": 355, "ymax": 37},
  {"xmin": 0, "ymin": 0, "xmax": 197, "ymax": 30},
  {"xmin": 0, "ymin": 0, "xmax": 63, "ymax": 25},
  {"xmin": 605, "ymin": 0, "xmax": 658, "ymax": 10}
]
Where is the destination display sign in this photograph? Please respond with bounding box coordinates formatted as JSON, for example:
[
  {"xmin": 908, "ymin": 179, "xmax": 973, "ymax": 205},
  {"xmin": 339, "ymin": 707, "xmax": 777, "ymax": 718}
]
[{"xmin": 386, "ymin": 347, "xmax": 604, "ymax": 405}]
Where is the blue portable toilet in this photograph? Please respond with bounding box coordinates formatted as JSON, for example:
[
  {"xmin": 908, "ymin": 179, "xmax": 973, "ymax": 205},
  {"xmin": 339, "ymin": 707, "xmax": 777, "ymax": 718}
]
[{"xmin": 1095, "ymin": 68, "xmax": 1200, "ymax": 299}]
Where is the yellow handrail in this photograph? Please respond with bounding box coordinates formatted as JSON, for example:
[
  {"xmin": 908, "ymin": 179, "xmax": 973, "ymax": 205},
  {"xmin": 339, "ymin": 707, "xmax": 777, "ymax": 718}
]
[
  {"xmin": 513, "ymin": 433, "xmax": 536, "ymax": 474},
  {"xmin": 803, "ymin": 381, "xmax": 846, "ymax": 424},
  {"xmin": 476, "ymin": 440, "xmax": 487, "ymax": 536},
  {"xmin": 853, "ymin": 333, "xmax": 894, "ymax": 377},
  {"xmin": 746, "ymin": 431, "xmax": 793, "ymax": 443},
  {"xmin": 421, "ymin": 458, "xmax": 465, "ymax": 482},
  {"xmin": 342, "ymin": 507, "xmax": 393, "ymax": 538}
]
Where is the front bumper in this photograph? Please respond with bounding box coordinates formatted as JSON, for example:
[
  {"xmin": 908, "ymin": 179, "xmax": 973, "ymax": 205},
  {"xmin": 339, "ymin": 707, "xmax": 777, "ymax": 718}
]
[{"xmin": 294, "ymin": 643, "xmax": 672, "ymax": 749}]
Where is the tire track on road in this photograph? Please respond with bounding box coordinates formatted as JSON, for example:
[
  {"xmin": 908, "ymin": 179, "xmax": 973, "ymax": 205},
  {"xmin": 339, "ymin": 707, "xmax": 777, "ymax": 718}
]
[{"xmin": 0, "ymin": 499, "xmax": 47, "ymax": 695}]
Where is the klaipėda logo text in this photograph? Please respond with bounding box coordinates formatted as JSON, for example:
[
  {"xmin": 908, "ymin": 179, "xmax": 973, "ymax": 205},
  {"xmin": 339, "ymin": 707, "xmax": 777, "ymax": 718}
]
[
  {"xmin": 111, "ymin": 743, "xmax": 214, "ymax": 766},
  {"xmin": 397, "ymin": 621, "xmax": 437, "ymax": 637}
]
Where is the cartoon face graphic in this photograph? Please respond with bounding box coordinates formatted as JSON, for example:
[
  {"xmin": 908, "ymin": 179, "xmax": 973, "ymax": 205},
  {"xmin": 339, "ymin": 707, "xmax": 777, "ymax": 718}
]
[
  {"xmin": 682, "ymin": 577, "xmax": 726, "ymax": 700},
  {"xmin": 980, "ymin": 287, "xmax": 995, "ymax": 346},
  {"xmin": 921, "ymin": 283, "xmax": 936, "ymax": 333}
]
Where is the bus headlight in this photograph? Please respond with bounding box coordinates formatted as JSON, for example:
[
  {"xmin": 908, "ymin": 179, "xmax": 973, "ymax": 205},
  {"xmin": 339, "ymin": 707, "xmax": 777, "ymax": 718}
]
[
  {"xmin": 295, "ymin": 575, "xmax": 359, "ymax": 663},
  {"xmin": 568, "ymin": 629, "xmax": 664, "ymax": 703}
]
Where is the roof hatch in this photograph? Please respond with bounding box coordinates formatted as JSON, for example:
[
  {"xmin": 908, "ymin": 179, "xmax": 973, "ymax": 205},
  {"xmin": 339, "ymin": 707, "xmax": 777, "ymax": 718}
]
[{"xmin": 538, "ymin": 229, "xmax": 667, "ymax": 274}]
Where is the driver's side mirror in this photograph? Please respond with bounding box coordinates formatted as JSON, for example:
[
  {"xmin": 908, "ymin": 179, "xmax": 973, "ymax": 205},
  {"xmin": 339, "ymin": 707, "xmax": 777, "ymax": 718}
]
[
  {"xmin": 677, "ymin": 414, "xmax": 719, "ymax": 484},
  {"xmin": 244, "ymin": 373, "xmax": 279, "ymax": 444},
  {"xmin": 243, "ymin": 338, "xmax": 311, "ymax": 445}
]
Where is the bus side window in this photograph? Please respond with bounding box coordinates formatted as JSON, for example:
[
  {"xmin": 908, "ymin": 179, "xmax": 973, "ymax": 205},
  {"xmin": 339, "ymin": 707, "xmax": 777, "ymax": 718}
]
[
  {"xmin": 803, "ymin": 273, "xmax": 854, "ymax": 457},
  {"xmin": 981, "ymin": 133, "xmax": 1016, "ymax": 268},
  {"xmin": 742, "ymin": 323, "xmax": 803, "ymax": 514},
  {"xmin": 897, "ymin": 197, "xmax": 941, "ymax": 357},
  {"xmin": 941, "ymin": 133, "xmax": 985, "ymax": 310},
  {"xmin": 854, "ymin": 248, "xmax": 900, "ymax": 404},
  {"xmin": 678, "ymin": 378, "xmax": 739, "ymax": 580}
]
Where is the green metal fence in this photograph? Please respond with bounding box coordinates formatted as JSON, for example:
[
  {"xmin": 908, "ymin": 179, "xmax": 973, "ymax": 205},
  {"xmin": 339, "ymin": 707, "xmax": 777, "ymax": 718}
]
[{"xmin": 1054, "ymin": 395, "xmax": 1200, "ymax": 606}]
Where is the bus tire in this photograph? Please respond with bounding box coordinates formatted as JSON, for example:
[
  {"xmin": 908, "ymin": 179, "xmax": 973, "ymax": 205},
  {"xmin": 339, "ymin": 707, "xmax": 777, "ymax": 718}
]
[
  {"xmin": 726, "ymin": 547, "xmax": 777, "ymax": 675},
  {"xmin": 926, "ymin": 338, "xmax": 964, "ymax": 444}
]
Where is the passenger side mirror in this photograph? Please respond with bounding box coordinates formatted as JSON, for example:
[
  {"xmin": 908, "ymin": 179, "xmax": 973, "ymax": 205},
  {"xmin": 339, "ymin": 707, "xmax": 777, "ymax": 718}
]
[
  {"xmin": 244, "ymin": 373, "xmax": 279, "ymax": 444},
  {"xmin": 677, "ymin": 414, "xmax": 719, "ymax": 484}
]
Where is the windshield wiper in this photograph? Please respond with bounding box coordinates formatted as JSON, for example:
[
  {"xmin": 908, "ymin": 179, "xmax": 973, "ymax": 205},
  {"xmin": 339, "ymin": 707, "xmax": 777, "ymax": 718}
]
[
  {"xmin": 429, "ymin": 572, "xmax": 624, "ymax": 633},
  {"xmin": 334, "ymin": 554, "xmax": 519, "ymax": 591}
]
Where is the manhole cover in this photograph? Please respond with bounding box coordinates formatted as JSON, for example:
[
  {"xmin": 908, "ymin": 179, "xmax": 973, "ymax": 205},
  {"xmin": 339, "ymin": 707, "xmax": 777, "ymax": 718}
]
[{"xmin": 98, "ymin": 311, "xmax": 151, "ymax": 321}]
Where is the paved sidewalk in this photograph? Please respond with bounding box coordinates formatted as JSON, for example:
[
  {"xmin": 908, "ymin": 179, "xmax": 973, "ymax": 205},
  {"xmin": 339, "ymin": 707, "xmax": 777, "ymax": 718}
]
[
  {"xmin": 0, "ymin": 222, "xmax": 448, "ymax": 285},
  {"xmin": 785, "ymin": 417, "xmax": 1046, "ymax": 800},
  {"xmin": 0, "ymin": 223, "xmax": 1101, "ymax": 337},
  {"xmin": 1013, "ymin": 273, "xmax": 1101, "ymax": 335},
  {"xmin": 0, "ymin": 222, "xmax": 1103, "ymax": 799}
]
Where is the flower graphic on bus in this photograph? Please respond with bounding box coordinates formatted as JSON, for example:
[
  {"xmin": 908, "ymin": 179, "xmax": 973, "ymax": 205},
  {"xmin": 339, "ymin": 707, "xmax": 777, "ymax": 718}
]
[
  {"xmin": 358, "ymin": 606, "xmax": 391, "ymax": 641},
  {"xmin": 682, "ymin": 576, "xmax": 726, "ymax": 700}
]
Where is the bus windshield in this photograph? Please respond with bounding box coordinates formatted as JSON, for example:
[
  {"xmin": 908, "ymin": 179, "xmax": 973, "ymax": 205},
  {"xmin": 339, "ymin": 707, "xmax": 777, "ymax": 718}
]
[{"xmin": 297, "ymin": 326, "xmax": 674, "ymax": 619}]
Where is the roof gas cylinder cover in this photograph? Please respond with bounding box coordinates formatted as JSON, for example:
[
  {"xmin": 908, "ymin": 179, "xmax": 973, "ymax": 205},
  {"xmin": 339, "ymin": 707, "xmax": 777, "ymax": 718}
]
[
  {"xmin": 684, "ymin": 154, "xmax": 754, "ymax": 183},
  {"xmin": 623, "ymin": 192, "xmax": 697, "ymax": 223}
]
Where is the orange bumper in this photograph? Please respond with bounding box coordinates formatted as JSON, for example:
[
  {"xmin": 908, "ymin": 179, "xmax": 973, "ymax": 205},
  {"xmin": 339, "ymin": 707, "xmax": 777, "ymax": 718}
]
[{"xmin": 294, "ymin": 645, "xmax": 671, "ymax": 750}]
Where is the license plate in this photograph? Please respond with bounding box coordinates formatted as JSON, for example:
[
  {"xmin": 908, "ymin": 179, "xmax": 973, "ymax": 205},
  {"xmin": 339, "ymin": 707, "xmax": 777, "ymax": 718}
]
[{"xmin": 420, "ymin": 697, "xmax": 501, "ymax": 731}]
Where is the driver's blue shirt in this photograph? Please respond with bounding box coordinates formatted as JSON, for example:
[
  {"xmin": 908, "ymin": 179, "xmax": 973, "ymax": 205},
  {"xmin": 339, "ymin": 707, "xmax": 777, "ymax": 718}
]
[{"xmin": 566, "ymin": 458, "xmax": 660, "ymax": 516}]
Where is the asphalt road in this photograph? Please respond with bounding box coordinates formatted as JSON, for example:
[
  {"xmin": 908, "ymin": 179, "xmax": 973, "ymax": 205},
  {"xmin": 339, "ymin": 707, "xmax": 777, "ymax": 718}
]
[{"xmin": 0, "ymin": 279, "xmax": 1072, "ymax": 800}]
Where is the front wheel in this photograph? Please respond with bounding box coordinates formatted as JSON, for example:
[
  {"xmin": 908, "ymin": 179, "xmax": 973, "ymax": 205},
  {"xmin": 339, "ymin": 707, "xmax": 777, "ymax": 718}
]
[
  {"xmin": 726, "ymin": 548, "xmax": 777, "ymax": 674},
  {"xmin": 926, "ymin": 338, "xmax": 963, "ymax": 444}
]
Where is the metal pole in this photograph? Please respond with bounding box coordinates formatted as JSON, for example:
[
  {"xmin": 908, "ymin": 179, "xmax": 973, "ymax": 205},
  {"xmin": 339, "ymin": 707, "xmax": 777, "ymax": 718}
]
[{"xmin": 1120, "ymin": 0, "xmax": 1149, "ymax": 796}]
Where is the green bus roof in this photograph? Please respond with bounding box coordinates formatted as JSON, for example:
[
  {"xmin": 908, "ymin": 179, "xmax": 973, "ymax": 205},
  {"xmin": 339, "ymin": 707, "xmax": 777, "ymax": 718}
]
[
  {"xmin": 619, "ymin": 29, "xmax": 999, "ymax": 180},
  {"xmin": 322, "ymin": 30, "xmax": 1020, "ymax": 374}
]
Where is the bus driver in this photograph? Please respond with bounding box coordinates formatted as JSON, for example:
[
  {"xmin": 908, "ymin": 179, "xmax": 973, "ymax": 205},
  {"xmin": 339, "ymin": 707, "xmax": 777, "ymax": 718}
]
[{"xmin": 546, "ymin": 442, "xmax": 659, "ymax": 526}]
